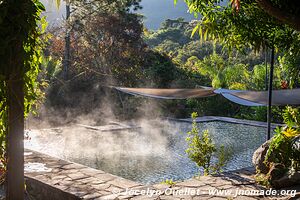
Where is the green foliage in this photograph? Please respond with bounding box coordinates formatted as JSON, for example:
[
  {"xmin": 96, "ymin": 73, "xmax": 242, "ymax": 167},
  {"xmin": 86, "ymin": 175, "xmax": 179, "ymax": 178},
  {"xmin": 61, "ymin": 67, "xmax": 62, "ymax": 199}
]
[
  {"xmin": 144, "ymin": 18, "xmax": 285, "ymax": 120},
  {"xmin": 190, "ymin": 52, "xmax": 285, "ymax": 92},
  {"xmin": 278, "ymin": 51, "xmax": 300, "ymax": 88},
  {"xmin": 282, "ymin": 106, "xmax": 300, "ymax": 127},
  {"xmin": 183, "ymin": 0, "xmax": 299, "ymax": 53},
  {"xmin": 258, "ymin": 106, "xmax": 300, "ymax": 187},
  {"xmin": 161, "ymin": 178, "xmax": 176, "ymax": 186},
  {"xmin": 50, "ymin": 0, "xmax": 145, "ymax": 87},
  {"xmin": 44, "ymin": 4, "xmax": 296, "ymax": 123},
  {"xmin": 185, "ymin": 112, "xmax": 230, "ymax": 175},
  {"xmin": 195, "ymin": 54, "xmax": 250, "ymax": 89},
  {"xmin": 0, "ymin": 0, "xmax": 46, "ymax": 178},
  {"xmin": 174, "ymin": 41, "xmax": 217, "ymax": 64},
  {"xmin": 143, "ymin": 51, "xmax": 178, "ymax": 87},
  {"xmin": 250, "ymin": 64, "xmax": 268, "ymax": 90},
  {"xmin": 154, "ymin": 39, "xmax": 181, "ymax": 54},
  {"xmin": 44, "ymin": 0, "xmax": 145, "ymax": 116},
  {"xmin": 254, "ymin": 173, "xmax": 271, "ymax": 188},
  {"xmin": 41, "ymin": 55, "xmax": 62, "ymax": 82},
  {"xmin": 266, "ymin": 127, "xmax": 292, "ymax": 166},
  {"xmin": 267, "ymin": 106, "xmax": 300, "ymax": 165},
  {"xmin": 145, "ymin": 18, "xmax": 192, "ymax": 47},
  {"xmin": 237, "ymin": 107, "xmax": 267, "ymax": 122},
  {"xmin": 236, "ymin": 106, "xmax": 284, "ymax": 124},
  {"xmin": 44, "ymin": 1, "xmax": 202, "ymax": 121}
]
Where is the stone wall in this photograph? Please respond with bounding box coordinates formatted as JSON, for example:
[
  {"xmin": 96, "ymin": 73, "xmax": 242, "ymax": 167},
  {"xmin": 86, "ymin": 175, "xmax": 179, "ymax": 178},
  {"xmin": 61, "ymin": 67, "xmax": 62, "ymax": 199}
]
[{"xmin": 25, "ymin": 177, "xmax": 79, "ymax": 200}]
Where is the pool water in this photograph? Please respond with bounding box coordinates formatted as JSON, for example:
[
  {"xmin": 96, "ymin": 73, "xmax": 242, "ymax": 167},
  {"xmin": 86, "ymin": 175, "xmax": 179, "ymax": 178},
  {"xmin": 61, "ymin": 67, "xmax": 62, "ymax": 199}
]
[{"xmin": 25, "ymin": 120, "xmax": 270, "ymax": 185}]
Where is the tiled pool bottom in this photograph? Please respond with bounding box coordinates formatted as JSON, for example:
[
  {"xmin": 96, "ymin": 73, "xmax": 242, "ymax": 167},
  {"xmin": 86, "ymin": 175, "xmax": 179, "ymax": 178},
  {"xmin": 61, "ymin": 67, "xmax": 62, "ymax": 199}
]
[{"xmin": 25, "ymin": 119, "xmax": 273, "ymax": 185}]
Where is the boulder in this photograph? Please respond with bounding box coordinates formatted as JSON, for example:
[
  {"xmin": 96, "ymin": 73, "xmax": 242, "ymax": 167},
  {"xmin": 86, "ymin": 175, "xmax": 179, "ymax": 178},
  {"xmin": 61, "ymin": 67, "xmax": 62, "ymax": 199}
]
[
  {"xmin": 272, "ymin": 170, "xmax": 300, "ymax": 189},
  {"xmin": 252, "ymin": 140, "xmax": 271, "ymax": 174},
  {"xmin": 268, "ymin": 163, "xmax": 287, "ymax": 187}
]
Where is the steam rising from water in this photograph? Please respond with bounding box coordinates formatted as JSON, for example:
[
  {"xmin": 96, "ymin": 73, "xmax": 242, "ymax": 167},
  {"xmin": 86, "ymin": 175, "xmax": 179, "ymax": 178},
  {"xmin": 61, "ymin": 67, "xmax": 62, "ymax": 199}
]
[{"xmin": 25, "ymin": 119, "xmax": 267, "ymax": 184}]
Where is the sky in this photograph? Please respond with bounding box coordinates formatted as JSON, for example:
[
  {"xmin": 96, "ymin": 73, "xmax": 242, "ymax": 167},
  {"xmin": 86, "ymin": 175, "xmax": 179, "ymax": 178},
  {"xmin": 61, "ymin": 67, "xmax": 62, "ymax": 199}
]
[
  {"xmin": 139, "ymin": 0, "xmax": 194, "ymax": 30},
  {"xmin": 40, "ymin": 0, "xmax": 195, "ymax": 30},
  {"xmin": 40, "ymin": 0, "xmax": 66, "ymax": 26}
]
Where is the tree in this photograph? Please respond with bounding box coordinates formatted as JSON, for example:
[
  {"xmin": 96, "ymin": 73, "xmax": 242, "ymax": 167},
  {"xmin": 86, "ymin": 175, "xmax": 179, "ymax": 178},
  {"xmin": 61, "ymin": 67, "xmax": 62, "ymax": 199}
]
[
  {"xmin": 0, "ymin": 0, "xmax": 45, "ymax": 199},
  {"xmin": 181, "ymin": 0, "xmax": 300, "ymax": 53},
  {"xmin": 49, "ymin": 0, "xmax": 145, "ymax": 86},
  {"xmin": 185, "ymin": 112, "xmax": 231, "ymax": 175},
  {"xmin": 145, "ymin": 18, "xmax": 193, "ymax": 47},
  {"xmin": 45, "ymin": 1, "xmax": 203, "ymax": 121},
  {"xmin": 196, "ymin": 54, "xmax": 227, "ymax": 88},
  {"xmin": 189, "ymin": 54, "xmax": 251, "ymax": 89},
  {"xmin": 232, "ymin": 0, "xmax": 300, "ymax": 31}
]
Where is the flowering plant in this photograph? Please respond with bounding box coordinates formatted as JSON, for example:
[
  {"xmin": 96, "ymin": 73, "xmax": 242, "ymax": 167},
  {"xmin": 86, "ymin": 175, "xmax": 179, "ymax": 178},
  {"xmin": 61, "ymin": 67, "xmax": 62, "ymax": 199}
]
[
  {"xmin": 266, "ymin": 107, "xmax": 300, "ymax": 170},
  {"xmin": 257, "ymin": 106, "xmax": 300, "ymax": 187}
]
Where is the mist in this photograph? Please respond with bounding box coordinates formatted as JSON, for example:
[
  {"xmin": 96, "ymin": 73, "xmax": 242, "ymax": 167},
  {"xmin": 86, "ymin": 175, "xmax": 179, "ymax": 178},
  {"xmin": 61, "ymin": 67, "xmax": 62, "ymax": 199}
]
[{"xmin": 25, "ymin": 108, "xmax": 267, "ymax": 184}]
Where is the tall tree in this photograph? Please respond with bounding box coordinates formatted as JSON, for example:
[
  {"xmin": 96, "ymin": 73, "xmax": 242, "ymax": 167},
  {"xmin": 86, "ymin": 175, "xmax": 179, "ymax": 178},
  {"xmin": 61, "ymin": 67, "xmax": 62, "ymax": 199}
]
[{"xmin": 58, "ymin": 0, "xmax": 145, "ymax": 86}]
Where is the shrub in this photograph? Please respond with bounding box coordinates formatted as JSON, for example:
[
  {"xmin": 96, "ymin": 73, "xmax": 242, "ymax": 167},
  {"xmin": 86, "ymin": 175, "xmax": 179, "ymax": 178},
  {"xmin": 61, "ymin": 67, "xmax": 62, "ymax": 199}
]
[{"xmin": 185, "ymin": 112, "xmax": 231, "ymax": 176}]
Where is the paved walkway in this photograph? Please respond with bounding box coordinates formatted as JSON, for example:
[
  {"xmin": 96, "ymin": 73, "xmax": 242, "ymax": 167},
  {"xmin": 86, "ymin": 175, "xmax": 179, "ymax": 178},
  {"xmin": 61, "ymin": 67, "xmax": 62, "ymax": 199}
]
[{"xmin": 24, "ymin": 149, "xmax": 300, "ymax": 200}]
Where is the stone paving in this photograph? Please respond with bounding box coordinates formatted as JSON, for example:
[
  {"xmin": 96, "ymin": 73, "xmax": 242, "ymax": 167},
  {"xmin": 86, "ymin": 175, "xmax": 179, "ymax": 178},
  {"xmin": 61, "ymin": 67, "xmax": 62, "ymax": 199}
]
[{"xmin": 24, "ymin": 149, "xmax": 300, "ymax": 200}]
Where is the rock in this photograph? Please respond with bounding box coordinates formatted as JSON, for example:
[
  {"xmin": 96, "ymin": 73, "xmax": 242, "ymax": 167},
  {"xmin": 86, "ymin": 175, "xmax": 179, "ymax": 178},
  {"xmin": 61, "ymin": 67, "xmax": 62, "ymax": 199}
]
[
  {"xmin": 252, "ymin": 140, "xmax": 271, "ymax": 174},
  {"xmin": 272, "ymin": 171, "xmax": 300, "ymax": 189},
  {"xmin": 268, "ymin": 163, "xmax": 286, "ymax": 187}
]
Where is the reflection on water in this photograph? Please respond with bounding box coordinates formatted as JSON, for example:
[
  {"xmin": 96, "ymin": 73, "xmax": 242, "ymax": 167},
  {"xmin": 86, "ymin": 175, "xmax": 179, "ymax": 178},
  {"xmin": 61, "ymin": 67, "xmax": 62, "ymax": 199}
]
[{"xmin": 25, "ymin": 121, "xmax": 269, "ymax": 184}]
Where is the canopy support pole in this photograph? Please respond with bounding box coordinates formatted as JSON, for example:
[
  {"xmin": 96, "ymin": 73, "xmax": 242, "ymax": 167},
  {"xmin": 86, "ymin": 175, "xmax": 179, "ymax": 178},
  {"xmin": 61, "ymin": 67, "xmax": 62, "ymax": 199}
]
[
  {"xmin": 63, "ymin": 1, "xmax": 71, "ymax": 80},
  {"xmin": 265, "ymin": 48, "xmax": 268, "ymax": 91},
  {"xmin": 267, "ymin": 48, "xmax": 275, "ymax": 140}
]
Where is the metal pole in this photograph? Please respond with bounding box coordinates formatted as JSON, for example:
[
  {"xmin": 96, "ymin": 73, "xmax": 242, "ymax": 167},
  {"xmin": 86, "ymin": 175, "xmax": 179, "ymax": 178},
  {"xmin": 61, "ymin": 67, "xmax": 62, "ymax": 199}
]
[
  {"xmin": 64, "ymin": 1, "xmax": 71, "ymax": 80},
  {"xmin": 265, "ymin": 48, "xmax": 268, "ymax": 91},
  {"xmin": 267, "ymin": 48, "xmax": 275, "ymax": 140}
]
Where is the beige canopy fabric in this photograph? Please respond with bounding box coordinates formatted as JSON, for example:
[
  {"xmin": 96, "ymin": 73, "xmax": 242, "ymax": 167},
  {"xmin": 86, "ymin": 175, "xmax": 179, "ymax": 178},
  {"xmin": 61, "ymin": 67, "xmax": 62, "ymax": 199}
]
[
  {"xmin": 114, "ymin": 87, "xmax": 216, "ymax": 99},
  {"xmin": 230, "ymin": 89, "xmax": 300, "ymax": 106},
  {"xmin": 114, "ymin": 87, "xmax": 300, "ymax": 106}
]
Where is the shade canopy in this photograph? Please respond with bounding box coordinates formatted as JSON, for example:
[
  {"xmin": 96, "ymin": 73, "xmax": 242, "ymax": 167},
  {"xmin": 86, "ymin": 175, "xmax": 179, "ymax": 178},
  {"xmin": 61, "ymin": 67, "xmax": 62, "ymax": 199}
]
[
  {"xmin": 114, "ymin": 87, "xmax": 216, "ymax": 99},
  {"xmin": 230, "ymin": 89, "xmax": 300, "ymax": 106},
  {"xmin": 114, "ymin": 87, "xmax": 300, "ymax": 106},
  {"xmin": 221, "ymin": 93, "xmax": 265, "ymax": 106}
]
